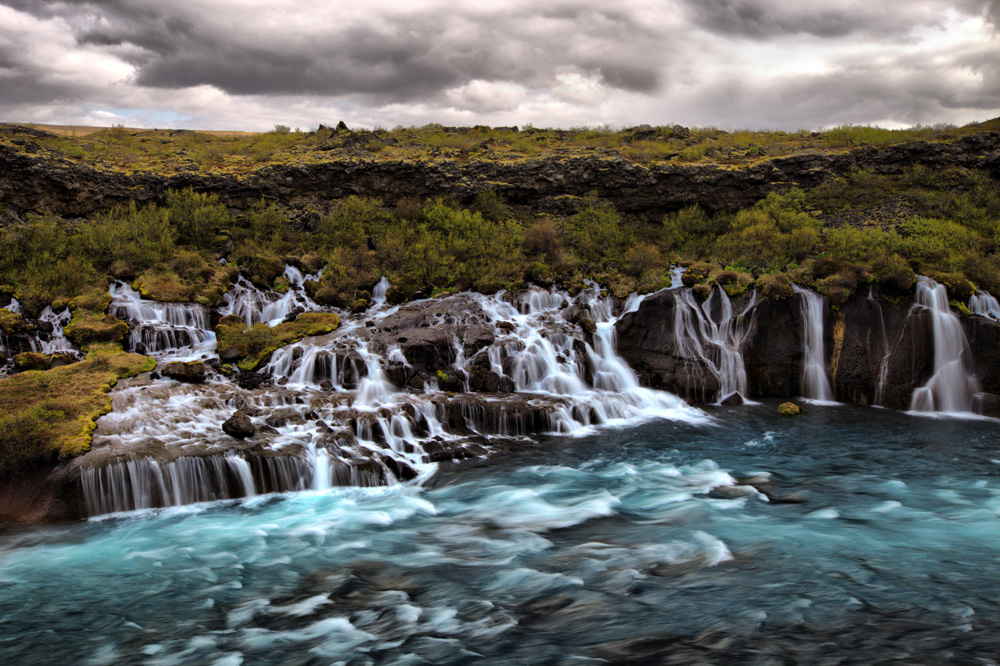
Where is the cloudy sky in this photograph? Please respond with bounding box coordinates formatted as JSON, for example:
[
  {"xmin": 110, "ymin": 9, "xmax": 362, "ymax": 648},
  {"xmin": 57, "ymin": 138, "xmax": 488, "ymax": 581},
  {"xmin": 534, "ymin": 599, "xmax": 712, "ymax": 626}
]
[{"xmin": 1, "ymin": 0, "xmax": 998, "ymax": 131}]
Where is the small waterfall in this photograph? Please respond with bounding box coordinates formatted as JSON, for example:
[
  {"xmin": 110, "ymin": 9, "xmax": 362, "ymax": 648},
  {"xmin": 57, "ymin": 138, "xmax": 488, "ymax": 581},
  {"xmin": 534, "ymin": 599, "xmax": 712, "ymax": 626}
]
[
  {"xmin": 110, "ymin": 282, "xmax": 215, "ymax": 359},
  {"xmin": 219, "ymin": 265, "xmax": 322, "ymax": 326},
  {"xmin": 37, "ymin": 306, "xmax": 74, "ymax": 354},
  {"xmin": 673, "ymin": 287, "xmax": 755, "ymax": 402},
  {"xmin": 670, "ymin": 265, "xmax": 686, "ymax": 288},
  {"xmin": 371, "ymin": 276, "xmax": 391, "ymax": 305},
  {"xmin": 969, "ymin": 291, "xmax": 1000, "ymax": 320},
  {"xmin": 868, "ymin": 287, "xmax": 894, "ymax": 407},
  {"xmin": 794, "ymin": 286, "xmax": 833, "ymax": 402},
  {"xmin": 909, "ymin": 276, "xmax": 978, "ymax": 413}
]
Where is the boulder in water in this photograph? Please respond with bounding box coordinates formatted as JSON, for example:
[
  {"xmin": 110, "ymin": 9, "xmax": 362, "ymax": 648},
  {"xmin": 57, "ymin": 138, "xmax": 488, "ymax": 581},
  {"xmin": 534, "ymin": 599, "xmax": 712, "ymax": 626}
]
[
  {"xmin": 777, "ymin": 402, "xmax": 803, "ymax": 416},
  {"xmin": 222, "ymin": 410, "xmax": 255, "ymax": 439},
  {"xmin": 161, "ymin": 361, "xmax": 207, "ymax": 383},
  {"xmin": 720, "ymin": 392, "xmax": 744, "ymax": 406}
]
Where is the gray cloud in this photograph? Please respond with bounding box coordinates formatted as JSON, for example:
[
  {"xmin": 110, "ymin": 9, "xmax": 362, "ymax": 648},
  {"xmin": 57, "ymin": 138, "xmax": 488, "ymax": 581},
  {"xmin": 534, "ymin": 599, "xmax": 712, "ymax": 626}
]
[
  {"xmin": 0, "ymin": 0, "xmax": 998, "ymax": 130},
  {"xmin": 680, "ymin": 0, "xmax": 1000, "ymax": 38},
  {"xmin": 2, "ymin": 0, "xmax": 668, "ymax": 103}
]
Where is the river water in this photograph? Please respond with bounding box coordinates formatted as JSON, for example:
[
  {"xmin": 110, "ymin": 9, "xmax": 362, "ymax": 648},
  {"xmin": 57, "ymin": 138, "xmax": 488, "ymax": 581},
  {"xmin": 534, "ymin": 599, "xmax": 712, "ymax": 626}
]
[{"xmin": 3, "ymin": 402, "xmax": 1000, "ymax": 665}]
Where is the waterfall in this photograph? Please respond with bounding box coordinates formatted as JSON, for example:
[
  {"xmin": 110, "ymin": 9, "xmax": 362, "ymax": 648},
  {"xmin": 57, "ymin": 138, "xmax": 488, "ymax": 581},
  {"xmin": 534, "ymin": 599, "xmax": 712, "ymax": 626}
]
[
  {"xmin": 371, "ymin": 276, "xmax": 391, "ymax": 305},
  {"xmin": 110, "ymin": 281, "xmax": 215, "ymax": 359},
  {"xmin": 793, "ymin": 286, "xmax": 834, "ymax": 402},
  {"xmin": 672, "ymin": 287, "xmax": 755, "ymax": 402},
  {"xmin": 219, "ymin": 265, "xmax": 323, "ymax": 326},
  {"xmin": 909, "ymin": 276, "xmax": 978, "ymax": 413},
  {"xmin": 868, "ymin": 287, "xmax": 893, "ymax": 407},
  {"xmin": 81, "ymin": 280, "xmax": 708, "ymax": 517},
  {"xmin": 969, "ymin": 291, "xmax": 1000, "ymax": 320},
  {"xmin": 37, "ymin": 306, "xmax": 74, "ymax": 354}
]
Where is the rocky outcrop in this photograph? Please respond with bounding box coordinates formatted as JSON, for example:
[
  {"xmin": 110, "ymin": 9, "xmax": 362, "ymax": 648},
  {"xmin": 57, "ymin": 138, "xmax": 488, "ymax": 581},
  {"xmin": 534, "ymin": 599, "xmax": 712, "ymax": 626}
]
[
  {"xmin": 2, "ymin": 133, "xmax": 998, "ymax": 221},
  {"xmin": 222, "ymin": 410, "xmax": 255, "ymax": 439},
  {"xmin": 615, "ymin": 289, "xmax": 722, "ymax": 403},
  {"xmin": 617, "ymin": 284, "xmax": 1000, "ymax": 412}
]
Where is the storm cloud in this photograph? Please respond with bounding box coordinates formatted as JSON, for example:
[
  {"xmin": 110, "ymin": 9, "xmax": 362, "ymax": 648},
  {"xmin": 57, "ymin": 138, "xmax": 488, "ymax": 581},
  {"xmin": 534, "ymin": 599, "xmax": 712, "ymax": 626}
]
[{"xmin": 0, "ymin": 0, "xmax": 997, "ymax": 130}]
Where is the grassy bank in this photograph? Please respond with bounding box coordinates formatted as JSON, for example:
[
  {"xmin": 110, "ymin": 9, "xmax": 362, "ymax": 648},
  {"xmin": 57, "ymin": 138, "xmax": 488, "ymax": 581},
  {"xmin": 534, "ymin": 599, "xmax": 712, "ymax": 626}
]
[{"xmin": 0, "ymin": 343, "xmax": 155, "ymax": 479}]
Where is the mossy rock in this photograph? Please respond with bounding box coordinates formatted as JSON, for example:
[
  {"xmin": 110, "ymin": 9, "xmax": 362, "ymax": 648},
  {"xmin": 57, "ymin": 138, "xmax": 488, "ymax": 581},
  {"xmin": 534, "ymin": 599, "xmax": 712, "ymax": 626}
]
[
  {"xmin": 350, "ymin": 298, "xmax": 369, "ymax": 313},
  {"xmin": 14, "ymin": 352, "xmax": 51, "ymax": 372},
  {"xmin": 65, "ymin": 311, "xmax": 128, "ymax": 347},
  {"xmin": 682, "ymin": 262, "xmax": 715, "ymax": 287},
  {"xmin": 0, "ymin": 309, "xmax": 32, "ymax": 335},
  {"xmin": 215, "ymin": 312, "xmax": 340, "ymax": 371},
  {"xmin": 716, "ymin": 269, "xmax": 754, "ymax": 296},
  {"xmin": 778, "ymin": 402, "xmax": 803, "ymax": 416},
  {"xmin": 757, "ymin": 273, "xmax": 794, "ymax": 300},
  {"xmin": 693, "ymin": 283, "xmax": 713, "ymax": 300}
]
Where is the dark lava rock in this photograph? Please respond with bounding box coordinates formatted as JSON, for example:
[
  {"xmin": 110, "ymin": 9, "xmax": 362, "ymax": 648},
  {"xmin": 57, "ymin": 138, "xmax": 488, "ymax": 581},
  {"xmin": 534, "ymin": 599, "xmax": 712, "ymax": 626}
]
[
  {"xmin": 720, "ymin": 392, "xmax": 744, "ymax": 407},
  {"xmin": 161, "ymin": 360, "xmax": 207, "ymax": 383},
  {"xmin": 235, "ymin": 371, "xmax": 269, "ymax": 390},
  {"xmin": 222, "ymin": 410, "xmax": 255, "ymax": 439},
  {"xmin": 218, "ymin": 346, "xmax": 242, "ymax": 363}
]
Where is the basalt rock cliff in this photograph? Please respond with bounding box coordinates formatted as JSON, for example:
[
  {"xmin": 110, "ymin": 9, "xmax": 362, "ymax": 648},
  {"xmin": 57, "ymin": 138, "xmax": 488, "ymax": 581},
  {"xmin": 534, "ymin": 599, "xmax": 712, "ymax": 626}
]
[{"xmin": 2, "ymin": 131, "xmax": 999, "ymax": 221}]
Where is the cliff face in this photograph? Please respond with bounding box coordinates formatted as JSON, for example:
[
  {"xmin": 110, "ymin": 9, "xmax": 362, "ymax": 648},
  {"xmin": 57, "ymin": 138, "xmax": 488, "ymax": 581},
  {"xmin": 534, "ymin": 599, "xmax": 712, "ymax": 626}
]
[
  {"xmin": 617, "ymin": 286, "xmax": 1000, "ymax": 414},
  {"xmin": 2, "ymin": 132, "xmax": 999, "ymax": 220}
]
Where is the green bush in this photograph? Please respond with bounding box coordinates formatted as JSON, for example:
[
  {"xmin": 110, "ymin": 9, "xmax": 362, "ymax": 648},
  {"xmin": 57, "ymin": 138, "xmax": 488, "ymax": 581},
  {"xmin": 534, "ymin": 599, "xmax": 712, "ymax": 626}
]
[
  {"xmin": 77, "ymin": 201, "xmax": 176, "ymax": 276},
  {"xmin": 165, "ymin": 189, "xmax": 230, "ymax": 246}
]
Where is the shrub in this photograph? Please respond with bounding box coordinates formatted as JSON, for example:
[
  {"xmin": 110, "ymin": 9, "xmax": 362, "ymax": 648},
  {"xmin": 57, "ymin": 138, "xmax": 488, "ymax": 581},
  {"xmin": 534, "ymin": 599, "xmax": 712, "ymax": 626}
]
[
  {"xmin": 165, "ymin": 189, "xmax": 230, "ymax": 246},
  {"xmin": 757, "ymin": 273, "xmax": 794, "ymax": 300},
  {"xmin": 76, "ymin": 202, "xmax": 176, "ymax": 276}
]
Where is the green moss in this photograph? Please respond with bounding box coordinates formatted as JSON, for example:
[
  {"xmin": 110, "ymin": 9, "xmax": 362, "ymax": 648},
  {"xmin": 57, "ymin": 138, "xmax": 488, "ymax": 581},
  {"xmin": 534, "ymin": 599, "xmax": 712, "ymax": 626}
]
[
  {"xmin": 216, "ymin": 312, "xmax": 340, "ymax": 371},
  {"xmin": 757, "ymin": 273, "xmax": 794, "ymax": 300},
  {"xmin": 63, "ymin": 289, "xmax": 128, "ymax": 347},
  {"xmin": 0, "ymin": 309, "xmax": 31, "ymax": 335},
  {"xmin": 13, "ymin": 352, "xmax": 50, "ymax": 372},
  {"xmin": 778, "ymin": 402, "xmax": 803, "ymax": 416},
  {"xmin": 0, "ymin": 342, "xmax": 154, "ymax": 477}
]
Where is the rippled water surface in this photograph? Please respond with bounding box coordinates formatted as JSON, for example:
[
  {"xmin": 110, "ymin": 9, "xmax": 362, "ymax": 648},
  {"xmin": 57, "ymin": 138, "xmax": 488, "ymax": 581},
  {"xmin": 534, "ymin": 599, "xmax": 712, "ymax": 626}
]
[{"xmin": 3, "ymin": 402, "xmax": 1000, "ymax": 665}]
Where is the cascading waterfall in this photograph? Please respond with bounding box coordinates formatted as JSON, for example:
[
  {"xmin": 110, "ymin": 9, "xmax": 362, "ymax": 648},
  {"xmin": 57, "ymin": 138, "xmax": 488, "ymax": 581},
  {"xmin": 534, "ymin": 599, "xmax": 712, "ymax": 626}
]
[
  {"xmin": 793, "ymin": 286, "xmax": 834, "ymax": 401},
  {"xmin": 80, "ymin": 274, "xmax": 713, "ymax": 516},
  {"xmin": 219, "ymin": 265, "xmax": 323, "ymax": 325},
  {"xmin": 909, "ymin": 276, "xmax": 979, "ymax": 413},
  {"xmin": 969, "ymin": 291, "xmax": 1000, "ymax": 320},
  {"xmin": 110, "ymin": 281, "xmax": 215, "ymax": 359},
  {"xmin": 37, "ymin": 306, "xmax": 74, "ymax": 353},
  {"xmin": 672, "ymin": 286, "xmax": 755, "ymax": 402}
]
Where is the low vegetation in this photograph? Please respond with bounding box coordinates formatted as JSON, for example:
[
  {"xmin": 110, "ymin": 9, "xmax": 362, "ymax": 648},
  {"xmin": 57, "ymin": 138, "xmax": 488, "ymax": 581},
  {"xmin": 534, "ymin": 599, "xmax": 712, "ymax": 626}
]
[
  {"xmin": 0, "ymin": 343, "xmax": 155, "ymax": 478},
  {"xmin": 6, "ymin": 118, "xmax": 998, "ymax": 177}
]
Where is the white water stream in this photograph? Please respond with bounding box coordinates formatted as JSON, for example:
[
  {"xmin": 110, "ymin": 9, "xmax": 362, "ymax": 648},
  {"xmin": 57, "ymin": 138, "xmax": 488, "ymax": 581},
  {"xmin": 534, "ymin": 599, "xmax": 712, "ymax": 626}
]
[
  {"xmin": 969, "ymin": 291, "xmax": 1000, "ymax": 320},
  {"xmin": 672, "ymin": 286, "xmax": 756, "ymax": 402},
  {"xmin": 794, "ymin": 286, "xmax": 834, "ymax": 402},
  {"xmin": 909, "ymin": 276, "xmax": 979, "ymax": 414}
]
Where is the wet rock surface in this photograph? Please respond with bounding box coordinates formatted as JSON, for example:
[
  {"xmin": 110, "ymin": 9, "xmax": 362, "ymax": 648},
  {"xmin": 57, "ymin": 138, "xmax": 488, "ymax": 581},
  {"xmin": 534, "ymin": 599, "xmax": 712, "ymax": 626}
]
[{"xmin": 222, "ymin": 410, "xmax": 255, "ymax": 439}]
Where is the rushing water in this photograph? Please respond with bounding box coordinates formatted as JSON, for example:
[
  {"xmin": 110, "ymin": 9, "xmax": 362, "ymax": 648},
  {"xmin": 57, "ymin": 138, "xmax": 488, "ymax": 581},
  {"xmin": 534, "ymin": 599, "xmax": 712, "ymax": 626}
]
[
  {"xmin": 794, "ymin": 286, "xmax": 833, "ymax": 402},
  {"xmin": 909, "ymin": 276, "xmax": 979, "ymax": 413},
  {"xmin": 3, "ymin": 402, "xmax": 1000, "ymax": 664}
]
